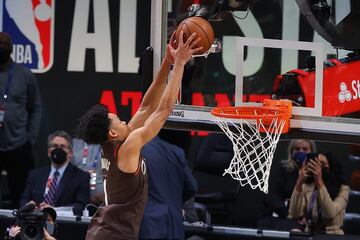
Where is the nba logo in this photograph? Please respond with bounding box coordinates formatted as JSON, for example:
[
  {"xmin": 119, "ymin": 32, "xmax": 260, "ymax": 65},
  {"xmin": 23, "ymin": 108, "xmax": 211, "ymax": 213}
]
[{"xmin": 0, "ymin": 0, "xmax": 54, "ymax": 73}]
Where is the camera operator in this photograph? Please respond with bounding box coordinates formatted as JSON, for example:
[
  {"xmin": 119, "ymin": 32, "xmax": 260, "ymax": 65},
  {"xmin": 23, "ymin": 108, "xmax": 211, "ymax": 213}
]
[
  {"xmin": 5, "ymin": 206, "xmax": 57, "ymax": 240},
  {"xmin": 288, "ymin": 152, "xmax": 350, "ymax": 235}
]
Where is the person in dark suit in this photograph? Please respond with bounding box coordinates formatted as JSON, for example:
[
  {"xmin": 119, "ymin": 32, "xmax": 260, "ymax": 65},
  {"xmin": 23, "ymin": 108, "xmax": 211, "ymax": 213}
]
[
  {"xmin": 19, "ymin": 130, "xmax": 90, "ymax": 216},
  {"xmin": 139, "ymin": 135, "xmax": 197, "ymax": 240}
]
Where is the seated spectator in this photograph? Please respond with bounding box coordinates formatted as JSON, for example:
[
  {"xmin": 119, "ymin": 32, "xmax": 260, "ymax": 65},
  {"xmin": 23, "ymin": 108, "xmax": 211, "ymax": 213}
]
[
  {"xmin": 288, "ymin": 152, "xmax": 349, "ymax": 235},
  {"xmin": 349, "ymin": 144, "xmax": 360, "ymax": 191},
  {"xmin": 71, "ymin": 138, "xmax": 103, "ymax": 205},
  {"xmin": 139, "ymin": 135, "xmax": 198, "ymax": 240},
  {"xmin": 5, "ymin": 206, "xmax": 57, "ymax": 240},
  {"xmin": 258, "ymin": 139, "xmax": 317, "ymax": 231},
  {"xmin": 19, "ymin": 130, "xmax": 90, "ymax": 216}
]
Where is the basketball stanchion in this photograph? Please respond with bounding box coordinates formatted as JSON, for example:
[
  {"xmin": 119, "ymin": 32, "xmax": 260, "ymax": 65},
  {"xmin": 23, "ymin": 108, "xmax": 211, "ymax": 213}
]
[{"xmin": 211, "ymin": 99, "xmax": 292, "ymax": 193}]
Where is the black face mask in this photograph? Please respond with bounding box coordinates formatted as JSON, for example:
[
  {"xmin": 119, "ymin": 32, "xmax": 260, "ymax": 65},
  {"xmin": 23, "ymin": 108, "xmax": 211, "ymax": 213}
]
[
  {"xmin": 0, "ymin": 47, "xmax": 11, "ymax": 65},
  {"xmin": 50, "ymin": 148, "xmax": 67, "ymax": 164}
]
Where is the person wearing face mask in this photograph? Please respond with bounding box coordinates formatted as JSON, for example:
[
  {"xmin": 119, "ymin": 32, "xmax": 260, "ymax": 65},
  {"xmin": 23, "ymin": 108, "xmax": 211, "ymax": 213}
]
[
  {"xmin": 258, "ymin": 139, "xmax": 317, "ymax": 231},
  {"xmin": 19, "ymin": 130, "xmax": 90, "ymax": 216},
  {"xmin": 0, "ymin": 32, "xmax": 42, "ymax": 209},
  {"xmin": 288, "ymin": 152, "xmax": 349, "ymax": 235}
]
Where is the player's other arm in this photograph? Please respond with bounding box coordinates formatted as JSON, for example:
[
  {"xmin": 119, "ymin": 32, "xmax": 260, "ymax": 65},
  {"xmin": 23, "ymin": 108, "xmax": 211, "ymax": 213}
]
[
  {"xmin": 118, "ymin": 67, "xmax": 183, "ymax": 173},
  {"xmin": 118, "ymin": 32, "xmax": 202, "ymax": 173},
  {"xmin": 128, "ymin": 33, "xmax": 177, "ymax": 131},
  {"xmin": 138, "ymin": 32, "xmax": 202, "ymax": 145}
]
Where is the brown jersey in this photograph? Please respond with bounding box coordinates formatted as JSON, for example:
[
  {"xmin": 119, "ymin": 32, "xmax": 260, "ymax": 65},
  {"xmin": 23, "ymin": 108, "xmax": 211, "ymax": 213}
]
[{"xmin": 86, "ymin": 143, "xmax": 148, "ymax": 240}]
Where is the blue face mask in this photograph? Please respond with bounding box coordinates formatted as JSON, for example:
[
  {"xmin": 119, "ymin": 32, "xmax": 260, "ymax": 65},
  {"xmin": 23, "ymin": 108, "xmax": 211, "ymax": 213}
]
[{"xmin": 293, "ymin": 151, "xmax": 308, "ymax": 166}]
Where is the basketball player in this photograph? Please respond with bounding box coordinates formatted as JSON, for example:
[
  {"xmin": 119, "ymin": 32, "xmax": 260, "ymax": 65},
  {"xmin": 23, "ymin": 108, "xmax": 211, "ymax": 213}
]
[{"xmin": 76, "ymin": 31, "xmax": 202, "ymax": 240}]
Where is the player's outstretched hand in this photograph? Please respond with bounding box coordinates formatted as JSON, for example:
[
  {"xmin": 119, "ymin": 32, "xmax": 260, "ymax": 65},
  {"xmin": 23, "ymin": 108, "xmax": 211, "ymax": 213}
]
[
  {"xmin": 164, "ymin": 32, "xmax": 176, "ymax": 65},
  {"xmin": 169, "ymin": 31, "xmax": 202, "ymax": 66}
]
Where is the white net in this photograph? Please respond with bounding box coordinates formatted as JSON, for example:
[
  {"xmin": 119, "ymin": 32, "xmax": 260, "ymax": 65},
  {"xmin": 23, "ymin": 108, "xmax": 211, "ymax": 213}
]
[{"xmin": 213, "ymin": 112, "xmax": 287, "ymax": 193}]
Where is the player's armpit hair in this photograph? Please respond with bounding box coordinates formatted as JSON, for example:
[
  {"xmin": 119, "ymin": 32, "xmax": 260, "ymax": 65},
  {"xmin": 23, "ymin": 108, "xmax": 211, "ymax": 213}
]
[{"xmin": 76, "ymin": 104, "xmax": 110, "ymax": 144}]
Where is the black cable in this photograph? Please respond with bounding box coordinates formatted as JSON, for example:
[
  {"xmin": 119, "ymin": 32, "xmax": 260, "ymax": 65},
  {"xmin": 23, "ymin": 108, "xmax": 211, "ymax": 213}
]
[{"xmin": 231, "ymin": 8, "xmax": 250, "ymax": 20}]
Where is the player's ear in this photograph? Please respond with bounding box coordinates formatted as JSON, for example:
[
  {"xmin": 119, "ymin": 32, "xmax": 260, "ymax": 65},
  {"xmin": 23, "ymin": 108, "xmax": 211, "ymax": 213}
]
[{"xmin": 108, "ymin": 129, "xmax": 117, "ymax": 140}]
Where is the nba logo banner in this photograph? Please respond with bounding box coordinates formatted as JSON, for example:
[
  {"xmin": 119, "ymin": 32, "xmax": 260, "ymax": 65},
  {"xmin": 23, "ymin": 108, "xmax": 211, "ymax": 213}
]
[{"xmin": 0, "ymin": 0, "xmax": 54, "ymax": 73}]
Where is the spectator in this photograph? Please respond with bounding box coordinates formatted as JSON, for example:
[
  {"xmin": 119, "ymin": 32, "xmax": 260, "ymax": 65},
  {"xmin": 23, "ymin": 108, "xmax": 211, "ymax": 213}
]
[
  {"xmin": 71, "ymin": 138, "xmax": 103, "ymax": 205},
  {"xmin": 5, "ymin": 206, "xmax": 57, "ymax": 240},
  {"xmin": 19, "ymin": 130, "xmax": 90, "ymax": 216},
  {"xmin": 258, "ymin": 139, "xmax": 317, "ymax": 230},
  {"xmin": 288, "ymin": 152, "xmax": 349, "ymax": 234},
  {"xmin": 139, "ymin": 136, "xmax": 197, "ymax": 239},
  {"xmin": 0, "ymin": 32, "xmax": 42, "ymax": 209},
  {"xmin": 349, "ymin": 144, "xmax": 360, "ymax": 191}
]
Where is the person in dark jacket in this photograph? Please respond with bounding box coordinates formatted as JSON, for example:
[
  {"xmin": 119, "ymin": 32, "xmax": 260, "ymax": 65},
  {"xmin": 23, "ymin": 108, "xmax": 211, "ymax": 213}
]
[
  {"xmin": 19, "ymin": 131, "xmax": 90, "ymax": 216},
  {"xmin": 0, "ymin": 32, "xmax": 42, "ymax": 209},
  {"xmin": 139, "ymin": 135, "xmax": 197, "ymax": 239}
]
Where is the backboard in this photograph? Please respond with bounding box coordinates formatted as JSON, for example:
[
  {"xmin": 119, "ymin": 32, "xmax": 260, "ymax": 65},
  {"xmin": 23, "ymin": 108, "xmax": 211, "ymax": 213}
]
[{"xmin": 151, "ymin": 0, "xmax": 360, "ymax": 144}]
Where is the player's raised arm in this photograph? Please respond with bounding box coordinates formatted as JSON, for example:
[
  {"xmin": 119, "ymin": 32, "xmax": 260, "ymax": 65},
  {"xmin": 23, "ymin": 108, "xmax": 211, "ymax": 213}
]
[
  {"xmin": 118, "ymin": 32, "xmax": 202, "ymax": 172},
  {"xmin": 139, "ymin": 31, "xmax": 202, "ymax": 143},
  {"xmin": 128, "ymin": 32, "xmax": 179, "ymax": 131}
]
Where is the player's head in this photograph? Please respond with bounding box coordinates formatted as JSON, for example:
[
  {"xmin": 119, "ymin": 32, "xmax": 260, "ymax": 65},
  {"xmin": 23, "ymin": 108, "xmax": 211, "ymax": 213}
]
[
  {"xmin": 76, "ymin": 104, "xmax": 110, "ymax": 144},
  {"xmin": 107, "ymin": 112, "xmax": 129, "ymax": 143},
  {"xmin": 0, "ymin": 32, "xmax": 12, "ymax": 65},
  {"xmin": 77, "ymin": 104, "xmax": 129, "ymax": 144}
]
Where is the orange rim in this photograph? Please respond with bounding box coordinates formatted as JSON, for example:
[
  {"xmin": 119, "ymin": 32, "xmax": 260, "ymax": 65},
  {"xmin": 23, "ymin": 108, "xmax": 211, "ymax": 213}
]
[
  {"xmin": 211, "ymin": 99, "xmax": 292, "ymax": 134},
  {"xmin": 211, "ymin": 106, "xmax": 289, "ymax": 120}
]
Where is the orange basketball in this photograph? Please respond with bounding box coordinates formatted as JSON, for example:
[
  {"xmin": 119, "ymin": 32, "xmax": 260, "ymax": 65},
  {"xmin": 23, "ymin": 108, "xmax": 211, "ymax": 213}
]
[{"xmin": 175, "ymin": 17, "xmax": 214, "ymax": 55}]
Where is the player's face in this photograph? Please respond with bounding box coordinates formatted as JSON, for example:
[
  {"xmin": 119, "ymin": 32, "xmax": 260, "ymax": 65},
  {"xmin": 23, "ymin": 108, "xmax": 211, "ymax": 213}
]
[{"xmin": 108, "ymin": 113, "xmax": 129, "ymax": 141}]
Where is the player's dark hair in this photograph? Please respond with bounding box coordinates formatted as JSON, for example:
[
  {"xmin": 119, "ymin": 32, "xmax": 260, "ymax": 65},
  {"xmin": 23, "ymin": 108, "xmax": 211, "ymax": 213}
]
[{"xmin": 76, "ymin": 104, "xmax": 110, "ymax": 144}]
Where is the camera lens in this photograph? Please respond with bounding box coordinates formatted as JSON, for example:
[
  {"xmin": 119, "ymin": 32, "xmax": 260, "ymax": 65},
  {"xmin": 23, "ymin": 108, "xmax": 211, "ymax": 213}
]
[{"xmin": 24, "ymin": 225, "xmax": 39, "ymax": 239}]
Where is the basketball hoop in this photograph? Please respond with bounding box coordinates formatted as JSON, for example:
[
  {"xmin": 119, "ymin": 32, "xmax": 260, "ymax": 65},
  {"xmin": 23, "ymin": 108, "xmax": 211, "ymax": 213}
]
[{"xmin": 211, "ymin": 99, "xmax": 292, "ymax": 193}]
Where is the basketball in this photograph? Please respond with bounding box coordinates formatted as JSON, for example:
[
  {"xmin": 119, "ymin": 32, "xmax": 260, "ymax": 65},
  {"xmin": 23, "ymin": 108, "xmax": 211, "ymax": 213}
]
[{"xmin": 175, "ymin": 17, "xmax": 214, "ymax": 55}]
